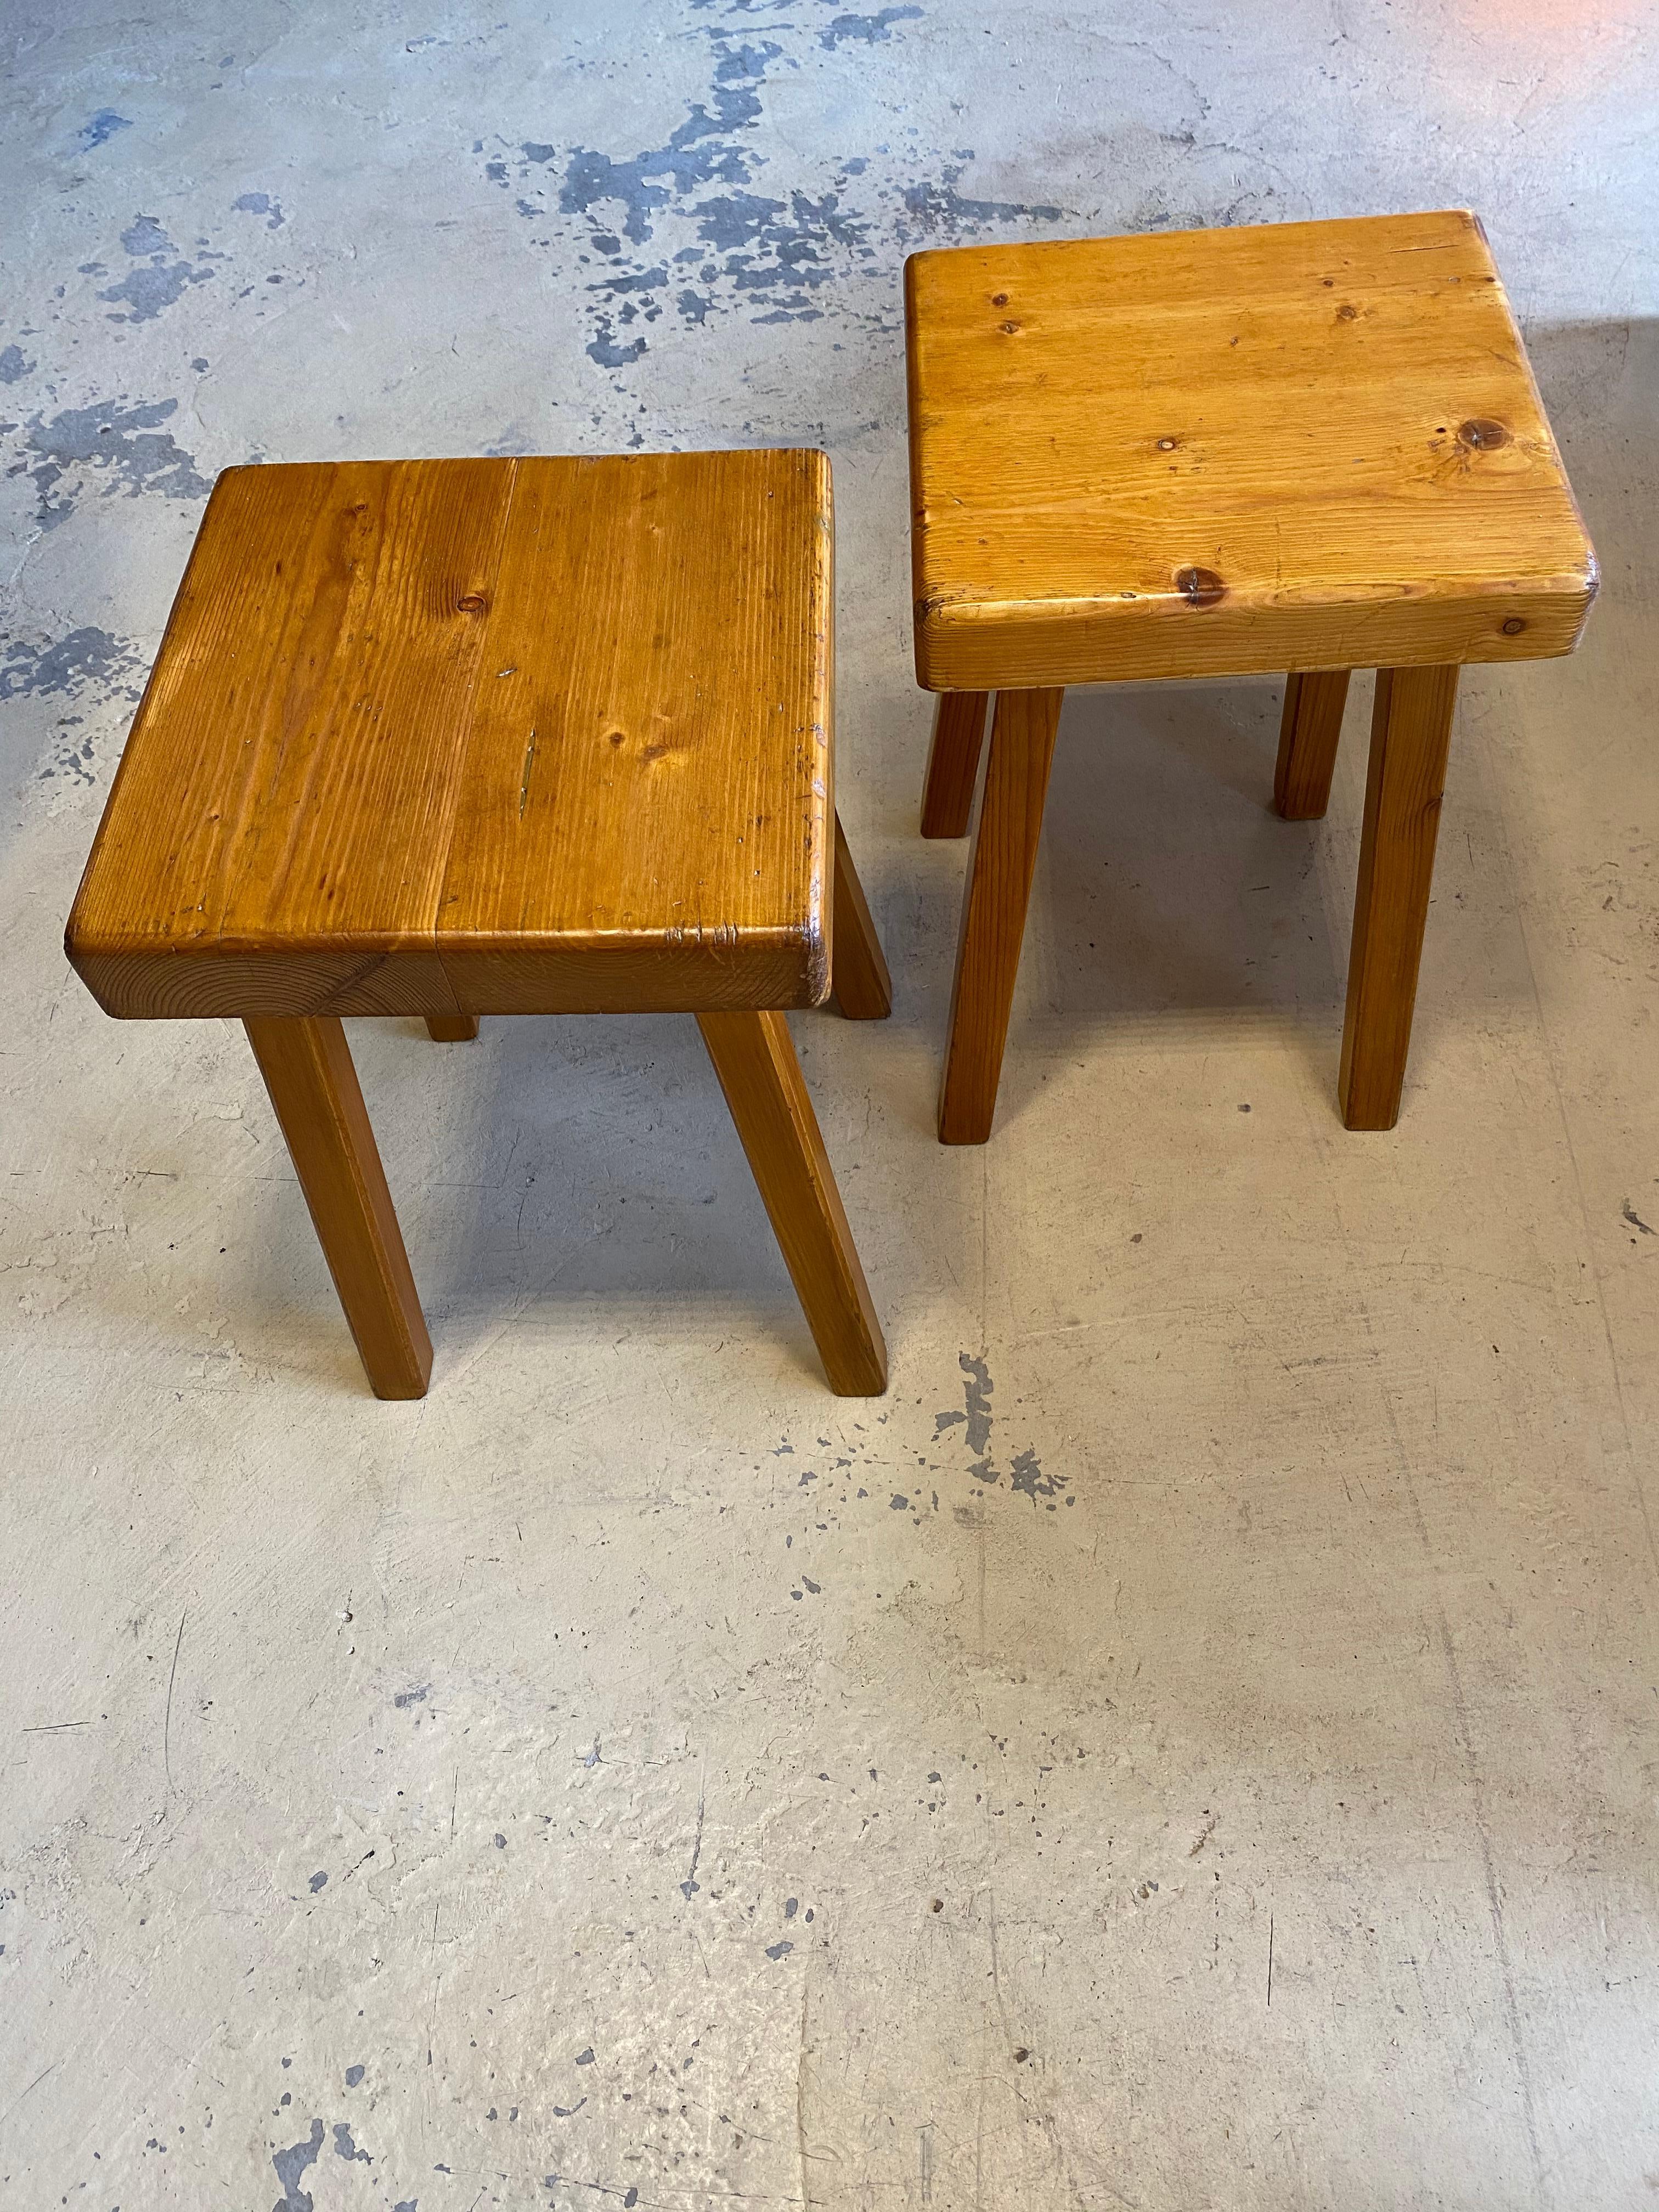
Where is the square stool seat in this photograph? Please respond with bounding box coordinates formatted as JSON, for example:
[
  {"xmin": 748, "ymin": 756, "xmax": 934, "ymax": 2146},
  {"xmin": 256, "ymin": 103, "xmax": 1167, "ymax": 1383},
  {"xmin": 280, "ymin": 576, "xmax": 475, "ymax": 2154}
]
[
  {"xmin": 70, "ymin": 450, "xmax": 839, "ymax": 1022},
  {"xmin": 68, "ymin": 450, "xmax": 891, "ymax": 1401},
  {"xmin": 907, "ymin": 208, "xmax": 1595, "ymax": 690},
  {"xmin": 907, "ymin": 211, "xmax": 1596, "ymax": 1143}
]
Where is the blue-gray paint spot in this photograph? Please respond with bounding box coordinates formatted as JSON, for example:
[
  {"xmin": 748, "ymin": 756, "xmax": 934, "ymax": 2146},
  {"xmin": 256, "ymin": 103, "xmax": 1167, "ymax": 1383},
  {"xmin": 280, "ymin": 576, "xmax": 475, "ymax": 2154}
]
[
  {"xmin": 1, "ymin": 626, "xmax": 142, "ymax": 707},
  {"xmin": 24, "ymin": 397, "xmax": 211, "ymax": 526},
  {"xmin": 549, "ymin": 2098, "xmax": 586, "ymax": 2118},
  {"xmin": 80, "ymin": 111, "xmax": 131, "ymax": 149},
  {"xmin": 1009, "ymin": 1446, "xmax": 1067, "ymax": 1505},
  {"xmin": 889, "ymin": 1494, "xmax": 909, "ymax": 1511},
  {"xmin": 272, "ymin": 2118, "xmax": 324, "ymax": 2212},
  {"xmin": 234, "ymin": 191, "xmax": 286, "ymax": 229},
  {"xmin": 308, "ymin": 1870, "xmax": 328, "ymax": 1893},
  {"xmin": 486, "ymin": 12, "xmax": 1061, "ymax": 371},
  {"xmin": 902, "ymin": 165, "xmax": 1064, "ymax": 233},
  {"xmin": 343, "ymin": 2064, "xmax": 365, "ymax": 2088},
  {"xmin": 765, "ymin": 1939, "xmax": 794, "ymax": 1960},
  {"xmin": 120, "ymin": 215, "xmax": 172, "ymax": 257},
  {"xmin": 394, "ymin": 2202, "xmax": 418, "ymax": 2212},
  {"xmin": 332, "ymin": 2121, "xmax": 370, "ymax": 2163},
  {"xmin": 0, "ymin": 344, "xmax": 32, "ymax": 383},
  {"xmin": 393, "ymin": 1683, "xmax": 429, "ymax": 1708},
  {"xmin": 820, "ymin": 7, "xmax": 922, "ymax": 47},
  {"xmin": 99, "ymin": 255, "xmax": 216, "ymax": 323},
  {"xmin": 574, "ymin": 2047, "xmax": 595, "ymax": 2066},
  {"xmin": 784, "ymin": 1897, "xmax": 799, "ymax": 1918},
  {"xmin": 960, "ymin": 1353, "xmax": 993, "ymax": 1457}
]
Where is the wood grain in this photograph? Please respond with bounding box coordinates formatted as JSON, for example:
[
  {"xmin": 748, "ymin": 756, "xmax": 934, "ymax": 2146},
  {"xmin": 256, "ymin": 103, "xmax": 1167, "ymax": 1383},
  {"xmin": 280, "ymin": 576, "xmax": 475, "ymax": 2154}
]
[
  {"xmin": 698, "ymin": 1010, "xmax": 887, "ymax": 1395},
  {"xmin": 1339, "ymin": 663, "xmax": 1460, "ymax": 1130},
  {"xmin": 244, "ymin": 1016, "xmax": 432, "ymax": 1398},
  {"xmin": 830, "ymin": 814, "xmax": 892, "ymax": 1020},
  {"xmin": 67, "ymin": 450, "xmax": 834, "ymax": 1020},
  {"xmin": 907, "ymin": 211, "xmax": 1597, "ymax": 691},
  {"xmin": 938, "ymin": 687, "xmax": 1063, "ymax": 1144},
  {"xmin": 920, "ymin": 691, "xmax": 990, "ymax": 837},
  {"xmin": 1274, "ymin": 669, "xmax": 1352, "ymax": 819}
]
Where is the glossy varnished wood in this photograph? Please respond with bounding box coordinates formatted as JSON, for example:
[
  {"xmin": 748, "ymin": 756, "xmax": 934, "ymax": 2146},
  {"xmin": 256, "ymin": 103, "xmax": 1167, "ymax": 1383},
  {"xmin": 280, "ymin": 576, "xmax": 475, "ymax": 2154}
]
[
  {"xmin": 919, "ymin": 691, "xmax": 990, "ymax": 837},
  {"xmin": 938, "ymin": 688, "xmax": 1063, "ymax": 1144},
  {"xmin": 698, "ymin": 1011, "xmax": 887, "ymax": 1395},
  {"xmin": 244, "ymin": 1017, "xmax": 431, "ymax": 1398},
  {"xmin": 67, "ymin": 450, "xmax": 834, "ymax": 1020},
  {"xmin": 1339, "ymin": 664, "xmax": 1460, "ymax": 1130},
  {"xmin": 1274, "ymin": 669, "xmax": 1352, "ymax": 820},
  {"xmin": 907, "ymin": 211, "xmax": 1597, "ymax": 692},
  {"xmin": 830, "ymin": 816, "xmax": 893, "ymax": 1020}
]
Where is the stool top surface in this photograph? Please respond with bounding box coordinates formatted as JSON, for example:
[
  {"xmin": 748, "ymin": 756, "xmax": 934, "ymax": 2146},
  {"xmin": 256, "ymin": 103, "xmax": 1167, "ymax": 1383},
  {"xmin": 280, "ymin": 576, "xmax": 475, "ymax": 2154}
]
[
  {"xmin": 67, "ymin": 449, "xmax": 834, "ymax": 1019},
  {"xmin": 906, "ymin": 210, "xmax": 1597, "ymax": 690}
]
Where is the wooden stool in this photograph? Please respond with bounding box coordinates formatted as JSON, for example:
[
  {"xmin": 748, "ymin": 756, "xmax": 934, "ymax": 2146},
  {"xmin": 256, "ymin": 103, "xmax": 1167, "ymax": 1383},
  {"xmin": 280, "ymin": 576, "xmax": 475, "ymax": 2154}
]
[
  {"xmin": 906, "ymin": 210, "xmax": 1597, "ymax": 1142},
  {"xmin": 66, "ymin": 450, "xmax": 891, "ymax": 1398}
]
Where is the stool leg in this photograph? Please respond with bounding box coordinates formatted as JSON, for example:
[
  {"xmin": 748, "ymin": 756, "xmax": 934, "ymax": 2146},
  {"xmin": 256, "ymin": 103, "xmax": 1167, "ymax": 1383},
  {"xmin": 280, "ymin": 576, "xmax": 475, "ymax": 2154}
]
[
  {"xmin": 831, "ymin": 813, "xmax": 892, "ymax": 1020},
  {"xmin": 937, "ymin": 686, "xmax": 1064, "ymax": 1145},
  {"xmin": 920, "ymin": 691, "xmax": 990, "ymax": 837},
  {"xmin": 245, "ymin": 1016, "xmax": 432, "ymax": 1398},
  {"xmin": 1274, "ymin": 669, "xmax": 1351, "ymax": 819},
  {"xmin": 1339, "ymin": 664, "xmax": 1459, "ymax": 1131},
  {"xmin": 425, "ymin": 1015, "xmax": 479, "ymax": 1042},
  {"xmin": 698, "ymin": 1009, "xmax": 887, "ymax": 1396}
]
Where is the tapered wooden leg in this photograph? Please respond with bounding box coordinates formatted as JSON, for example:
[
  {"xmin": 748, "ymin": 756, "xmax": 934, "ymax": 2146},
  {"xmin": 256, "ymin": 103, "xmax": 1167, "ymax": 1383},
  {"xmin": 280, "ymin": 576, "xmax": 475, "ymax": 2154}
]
[
  {"xmin": 920, "ymin": 691, "xmax": 991, "ymax": 837},
  {"xmin": 831, "ymin": 813, "xmax": 892, "ymax": 1020},
  {"xmin": 425, "ymin": 1014, "xmax": 479, "ymax": 1042},
  {"xmin": 1339, "ymin": 664, "xmax": 1460, "ymax": 1131},
  {"xmin": 1274, "ymin": 669, "xmax": 1351, "ymax": 819},
  {"xmin": 245, "ymin": 1016, "xmax": 432, "ymax": 1398},
  {"xmin": 937, "ymin": 687, "xmax": 1064, "ymax": 1145},
  {"xmin": 698, "ymin": 1009, "xmax": 887, "ymax": 1395}
]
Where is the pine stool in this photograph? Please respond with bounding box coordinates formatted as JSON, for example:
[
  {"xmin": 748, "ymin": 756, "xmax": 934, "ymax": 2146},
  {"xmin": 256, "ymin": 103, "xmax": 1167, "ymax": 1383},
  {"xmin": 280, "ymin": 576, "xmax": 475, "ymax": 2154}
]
[
  {"xmin": 66, "ymin": 450, "xmax": 891, "ymax": 1398},
  {"xmin": 907, "ymin": 211, "xmax": 1597, "ymax": 1142}
]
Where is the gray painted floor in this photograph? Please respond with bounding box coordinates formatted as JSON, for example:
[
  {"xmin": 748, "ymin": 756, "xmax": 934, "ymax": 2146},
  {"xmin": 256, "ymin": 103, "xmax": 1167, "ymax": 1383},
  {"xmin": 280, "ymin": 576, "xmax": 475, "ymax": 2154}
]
[{"xmin": 4, "ymin": 3, "xmax": 1657, "ymax": 2207}]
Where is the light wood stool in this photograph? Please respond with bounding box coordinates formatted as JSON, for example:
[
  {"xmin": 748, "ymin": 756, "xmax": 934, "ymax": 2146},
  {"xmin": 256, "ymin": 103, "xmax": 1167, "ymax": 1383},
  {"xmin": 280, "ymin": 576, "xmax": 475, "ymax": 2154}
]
[
  {"xmin": 67, "ymin": 450, "xmax": 891, "ymax": 1398},
  {"xmin": 907, "ymin": 210, "xmax": 1597, "ymax": 1142}
]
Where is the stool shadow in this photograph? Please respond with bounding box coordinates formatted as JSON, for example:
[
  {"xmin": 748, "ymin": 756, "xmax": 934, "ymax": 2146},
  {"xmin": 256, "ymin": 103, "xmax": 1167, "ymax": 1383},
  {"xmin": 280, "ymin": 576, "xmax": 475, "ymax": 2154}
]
[
  {"xmin": 371, "ymin": 1011, "xmax": 870, "ymax": 1386},
  {"xmin": 988, "ymin": 679, "xmax": 1352, "ymax": 1124}
]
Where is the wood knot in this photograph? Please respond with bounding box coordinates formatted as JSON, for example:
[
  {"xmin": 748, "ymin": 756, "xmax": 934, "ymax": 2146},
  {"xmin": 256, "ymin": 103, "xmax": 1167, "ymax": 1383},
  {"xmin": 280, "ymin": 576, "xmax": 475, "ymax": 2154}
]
[
  {"xmin": 1458, "ymin": 418, "xmax": 1508, "ymax": 450},
  {"xmin": 1174, "ymin": 566, "xmax": 1226, "ymax": 610},
  {"xmin": 1156, "ymin": 436, "xmax": 1179, "ymax": 452},
  {"xmin": 456, "ymin": 592, "xmax": 488, "ymax": 614},
  {"xmin": 607, "ymin": 729, "xmax": 626, "ymax": 746},
  {"xmin": 1336, "ymin": 302, "xmax": 1358, "ymax": 321},
  {"xmin": 999, "ymin": 319, "xmax": 1021, "ymax": 335},
  {"xmin": 990, "ymin": 292, "xmax": 1009, "ymax": 306},
  {"xmin": 1501, "ymin": 616, "xmax": 1527, "ymax": 635}
]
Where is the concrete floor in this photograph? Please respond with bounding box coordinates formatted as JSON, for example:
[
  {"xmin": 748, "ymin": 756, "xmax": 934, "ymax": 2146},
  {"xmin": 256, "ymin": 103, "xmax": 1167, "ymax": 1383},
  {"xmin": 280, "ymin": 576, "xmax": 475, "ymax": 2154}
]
[{"xmin": 3, "ymin": 2, "xmax": 1657, "ymax": 2206}]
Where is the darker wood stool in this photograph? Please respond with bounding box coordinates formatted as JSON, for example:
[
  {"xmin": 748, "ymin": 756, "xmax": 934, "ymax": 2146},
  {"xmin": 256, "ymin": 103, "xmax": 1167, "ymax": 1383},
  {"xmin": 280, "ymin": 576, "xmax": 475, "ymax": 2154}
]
[
  {"xmin": 906, "ymin": 211, "xmax": 1597, "ymax": 1142},
  {"xmin": 67, "ymin": 450, "xmax": 891, "ymax": 1398}
]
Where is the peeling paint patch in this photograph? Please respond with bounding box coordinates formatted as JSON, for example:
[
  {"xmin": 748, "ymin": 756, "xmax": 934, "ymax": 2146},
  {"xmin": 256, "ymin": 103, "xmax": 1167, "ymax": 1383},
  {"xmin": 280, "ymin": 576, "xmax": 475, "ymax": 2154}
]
[
  {"xmin": 120, "ymin": 214, "xmax": 172, "ymax": 257},
  {"xmin": 234, "ymin": 190, "xmax": 286, "ymax": 229},
  {"xmin": 331, "ymin": 2120, "xmax": 370, "ymax": 2163},
  {"xmin": 902, "ymin": 163, "xmax": 1064, "ymax": 234},
  {"xmin": 820, "ymin": 7, "xmax": 923, "ymax": 46},
  {"xmin": 1, "ymin": 625, "xmax": 144, "ymax": 707},
  {"xmin": 484, "ymin": 3, "xmax": 1062, "ymax": 370},
  {"xmin": 99, "ymin": 251, "xmax": 217, "ymax": 323},
  {"xmin": 22, "ymin": 397, "xmax": 212, "ymax": 527},
  {"xmin": 272, "ymin": 2117, "xmax": 324, "ymax": 2212},
  {"xmin": 78, "ymin": 110, "xmax": 131, "ymax": 149}
]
